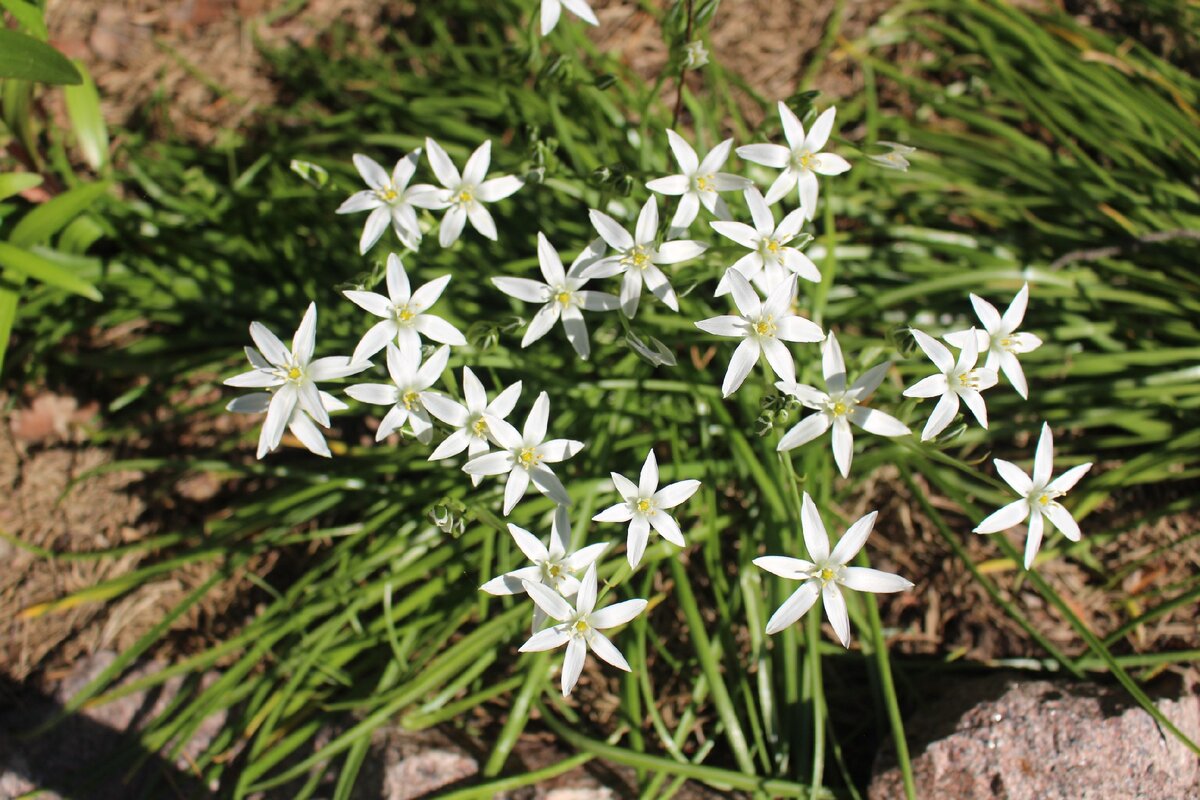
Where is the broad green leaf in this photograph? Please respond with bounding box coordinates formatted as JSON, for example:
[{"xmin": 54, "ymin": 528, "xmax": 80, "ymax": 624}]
[
  {"xmin": 0, "ymin": 241, "xmax": 102, "ymax": 301},
  {"xmin": 0, "ymin": 172, "xmax": 42, "ymax": 202},
  {"xmin": 0, "ymin": 0, "xmax": 48, "ymax": 40},
  {"xmin": 9, "ymin": 181, "xmax": 110, "ymax": 247},
  {"xmin": 64, "ymin": 60, "xmax": 108, "ymax": 170},
  {"xmin": 0, "ymin": 29, "xmax": 81, "ymax": 85}
]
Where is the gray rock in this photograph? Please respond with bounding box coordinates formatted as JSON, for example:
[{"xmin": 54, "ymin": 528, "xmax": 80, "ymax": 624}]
[{"xmin": 870, "ymin": 671, "xmax": 1200, "ymax": 800}]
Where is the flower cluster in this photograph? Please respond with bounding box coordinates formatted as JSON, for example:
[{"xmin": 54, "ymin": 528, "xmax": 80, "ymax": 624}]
[{"xmin": 224, "ymin": 82, "xmax": 1092, "ymax": 696}]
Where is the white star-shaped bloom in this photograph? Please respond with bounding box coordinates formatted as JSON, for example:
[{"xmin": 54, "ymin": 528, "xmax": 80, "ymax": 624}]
[
  {"xmin": 422, "ymin": 138, "xmax": 524, "ymax": 247},
  {"xmin": 481, "ymin": 506, "xmax": 608, "ymax": 631},
  {"xmin": 519, "ymin": 563, "xmax": 648, "ymax": 697},
  {"xmin": 776, "ymin": 332, "xmax": 910, "ymax": 476},
  {"xmin": 644, "ymin": 130, "xmax": 751, "ymax": 233},
  {"xmin": 492, "ymin": 234, "xmax": 619, "ymax": 360},
  {"xmin": 540, "ymin": 0, "xmax": 598, "ymax": 35},
  {"xmin": 423, "ymin": 367, "xmax": 522, "ymax": 485},
  {"xmin": 592, "ymin": 449, "xmax": 701, "ymax": 567},
  {"xmin": 710, "ymin": 186, "xmax": 819, "ymax": 296},
  {"xmin": 343, "ymin": 253, "xmax": 466, "ymax": 363},
  {"xmin": 344, "ymin": 343, "xmax": 449, "ymax": 444},
  {"xmin": 974, "ymin": 423, "xmax": 1093, "ymax": 569},
  {"xmin": 224, "ymin": 303, "xmax": 368, "ymax": 458},
  {"xmin": 736, "ymin": 103, "xmax": 851, "ymax": 220},
  {"xmin": 944, "ymin": 283, "xmax": 1043, "ymax": 399},
  {"xmin": 755, "ymin": 493, "xmax": 913, "ymax": 646},
  {"xmin": 694, "ymin": 271, "xmax": 824, "ymax": 397},
  {"xmin": 463, "ymin": 391, "xmax": 584, "ymax": 515},
  {"xmin": 902, "ymin": 328, "xmax": 998, "ymax": 441},
  {"xmin": 582, "ymin": 197, "xmax": 708, "ymax": 318},
  {"xmin": 337, "ymin": 150, "xmax": 438, "ymax": 254}
]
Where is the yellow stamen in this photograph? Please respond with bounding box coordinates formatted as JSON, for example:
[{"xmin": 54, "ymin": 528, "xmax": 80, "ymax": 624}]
[
  {"xmin": 636, "ymin": 498, "xmax": 653, "ymax": 515},
  {"xmin": 556, "ymin": 291, "xmax": 573, "ymax": 306},
  {"xmin": 548, "ymin": 564, "xmax": 562, "ymax": 578},
  {"xmin": 1038, "ymin": 494, "xmax": 1051, "ymax": 506},
  {"xmin": 766, "ymin": 239, "xmax": 781, "ymax": 253},
  {"xmin": 623, "ymin": 246, "xmax": 652, "ymax": 270},
  {"xmin": 518, "ymin": 447, "xmax": 539, "ymax": 468},
  {"xmin": 574, "ymin": 619, "xmax": 589, "ymax": 633},
  {"xmin": 287, "ymin": 367, "xmax": 302, "ymax": 380},
  {"xmin": 819, "ymin": 567, "xmax": 835, "ymax": 582},
  {"xmin": 753, "ymin": 317, "xmax": 776, "ymax": 338},
  {"xmin": 379, "ymin": 188, "xmax": 398, "ymax": 202},
  {"xmin": 457, "ymin": 189, "xmax": 473, "ymax": 204},
  {"xmin": 402, "ymin": 389, "xmax": 419, "ymax": 410},
  {"xmin": 831, "ymin": 401, "xmax": 847, "ymax": 417},
  {"xmin": 797, "ymin": 151, "xmax": 816, "ymax": 170},
  {"xmin": 696, "ymin": 174, "xmax": 715, "ymax": 191},
  {"xmin": 472, "ymin": 418, "xmax": 489, "ymax": 437},
  {"xmin": 398, "ymin": 307, "xmax": 415, "ymax": 322}
]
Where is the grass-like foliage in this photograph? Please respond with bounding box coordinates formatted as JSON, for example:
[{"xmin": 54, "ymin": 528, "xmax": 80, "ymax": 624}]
[{"xmin": 6, "ymin": 1, "xmax": 1200, "ymax": 797}]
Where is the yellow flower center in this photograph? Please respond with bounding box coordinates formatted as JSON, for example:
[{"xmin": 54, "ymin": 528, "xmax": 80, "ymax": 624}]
[
  {"xmin": 831, "ymin": 401, "xmax": 848, "ymax": 417},
  {"xmin": 958, "ymin": 370, "xmax": 980, "ymax": 389},
  {"xmin": 695, "ymin": 173, "xmax": 715, "ymax": 192},
  {"xmin": 766, "ymin": 239, "xmax": 781, "ymax": 253},
  {"xmin": 378, "ymin": 187, "xmax": 398, "ymax": 202},
  {"xmin": 397, "ymin": 306, "xmax": 415, "ymax": 322},
  {"xmin": 1038, "ymin": 494, "xmax": 1050, "ymax": 506},
  {"xmin": 287, "ymin": 367, "xmax": 302, "ymax": 380},
  {"xmin": 796, "ymin": 150, "xmax": 816, "ymax": 170},
  {"xmin": 402, "ymin": 389, "xmax": 419, "ymax": 410},
  {"xmin": 819, "ymin": 567, "xmax": 835, "ymax": 582},
  {"xmin": 556, "ymin": 291, "xmax": 573, "ymax": 306},
  {"xmin": 636, "ymin": 498, "xmax": 653, "ymax": 515},
  {"xmin": 472, "ymin": 417, "xmax": 489, "ymax": 437},
  {"xmin": 753, "ymin": 316, "xmax": 776, "ymax": 338},
  {"xmin": 574, "ymin": 619, "xmax": 590, "ymax": 633},
  {"xmin": 457, "ymin": 189, "xmax": 473, "ymax": 204},
  {"xmin": 548, "ymin": 563, "xmax": 562, "ymax": 578},
  {"xmin": 518, "ymin": 447, "xmax": 541, "ymax": 468},
  {"xmin": 623, "ymin": 246, "xmax": 652, "ymax": 270}
]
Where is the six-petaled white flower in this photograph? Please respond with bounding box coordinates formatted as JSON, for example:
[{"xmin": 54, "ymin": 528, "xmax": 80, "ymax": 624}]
[
  {"xmin": 520, "ymin": 563, "xmax": 648, "ymax": 696},
  {"xmin": 423, "ymin": 138, "xmax": 524, "ymax": 247},
  {"xmin": 344, "ymin": 253, "xmax": 466, "ymax": 363},
  {"xmin": 224, "ymin": 303, "xmax": 368, "ymax": 458},
  {"xmin": 695, "ymin": 271, "xmax": 824, "ymax": 397},
  {"xmin": 645, "ymin": 130, "xmax": 751, "ymax": 233},
  {"xmin": 583, "ymin": 197, "xmax": 708, "ymax": 318},
  {"xmin": 776, "ymin": 332, "xmax": 910, "ymax": 476},
  {"xmin": 974, "ymin": 423, "xmax": 1093, "ymax": 569},
  {"xmin": 711, "ymin": 186, "xmax": 819, "ymax": 296},
  {"xmin": 424, "ymin": 367, "xmax": 522, "ymax": 485},
  {"xmin": 345, "ymin": 343, "xmax": 450, "ymax": 444},
  {"xmin": 540, "ymin": 0, "xmax": 598, "ymax": 35},
  {"xmin": 482, "ymin": 506, "xmax": 608, "ymax": 628},
  {"xmin": 592, "ymin": 449, "xmax": 701, "ymax": 568},
  {"xmin": 337, "ymin": 150, "xmax": 437, "ymax": 254},
  {"xmin": 737, "ymin": 103, "xmax": 851, "ymax": 220},
  {"xmin": 463, "ymin": 391, "xmax": 584, "ymax": 515},
  {"xmin": 903, "ymin": 328, "xmax": 998, "ymax": 441},
  {"xmin": 944, "ymin": 283, "xmax": 1043, "ymax": 399},
  {"xmin": 493, "ymin": 234, "xmax": 619, "ymax": 360},
  {"xmin": 755, "ymin": 493, "xmax": 913, "ymax": 646}
]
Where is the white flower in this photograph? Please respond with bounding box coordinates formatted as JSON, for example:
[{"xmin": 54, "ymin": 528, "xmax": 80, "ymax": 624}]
[
  {"xmin": 736, "ymin": 103, "xmax": 851, "ymax": 220},
  {"xmin": 776, "ymin": 332, "xmax": 910, "ymax": 476},
  {"xmin": 463, "ymin": 391, "xmax": 584, "ymax": 515},
  {"xmin": 337, "ymin": 150, "xmax": 436, "ymax": 254},
  {"xmin": 902, "ymin": 328, "xmax": 998, "ymax": 441},
  {"xmin": 644, "ymin": 130, "xmax": 751, "ymax": 233},
  {"xmin": 592, "ymin": 449, "xmax": 701, "ymax": 567},
  {"xmin": 694, "ymin": 271, "xmax": 824, "ymax": 397},
  {"xmin": 423, "ymin": 367, "xmax": 522, "ymax": 485},
  {"xmin": 944, "ymin": 283, "xmax": 1043, "ymax": 399},
  {"xmin": 343, "ymin": 253, "xmax": 466, "ymax": 363},
  {"xmin": 683, "ymin": 40, "xmax": 709, "ymax": 69},
  {"xmin": 865, "ymin": 141, "xmax": 915, "ymax": 172},
  {"xmin": 755, "ymin": 493, "xmax": 913, "ymax": 646},
  {"xmin": 344, "ymin": 343, "xmax": 450, "ymax": 444},
  {"xmin": 582, "ymin": 197, "xmax": 708, "ymax": 318},
  {"xmin": 974, "ymin": 423, "xmax": 1093, "ymax": 569},
  {"xmin": 492, "ymin": 234, "xmax": 619, "ymax": 360},
  {"xmin": 711, "ymin": 186, "xmax": 819, "ymax": 296},
  {"xmin": 540, "ymin": 0, "xmax": 598, "ymax": 35},
  {"xmin": 519, "ymin": 563, "xmax": 647, "ymax": 697},
  {"xmin": 224, "ymin": 303, "xmax": 367, "ymax": 458},
  {"xmin": 482, "ymin": 507, "xmax": 608, "ymax": 630},
  {"xmin": 422, "ymin": 138, "xmax": 524, "ymax": 247}
]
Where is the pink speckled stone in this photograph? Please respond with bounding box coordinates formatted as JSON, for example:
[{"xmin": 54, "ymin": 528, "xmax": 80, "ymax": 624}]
[{"xmin": 870, "ymin": 672, "xmax": 1200, "ymax": 800}]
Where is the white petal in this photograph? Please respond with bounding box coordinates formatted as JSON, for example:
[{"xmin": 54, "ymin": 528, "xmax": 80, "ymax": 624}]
[
  {"xmin": 974, "ymin": 499, "xmax": 1030, "ymax": 534},
  {"xmin": 504, "ymin": 467, "xmax": 532, "ymax": 515},
  {"xmin": 920, "ymin": 392, "xmax": 960, "ymax": 441},
  {"xmin": 829, "ymin": 510, "xmax": 878, "ymax": 565},
  {"xmin": 463, "ymin": 450, "xmax": 514, "ymax": 476},
  {"xmin": 353, "ymin": 154, "xmax": 390, "ymax": 189},
  {"xmin": 839, "ymin": 567, "xmax": 913, "ymax": 594},
  {"xmin": 654, "ymin": 479, "xmax": 700, "ymax": 509},
  {"xmin": 561, "ymin": 637, "xmax": 586, "ymax": 696},
  {"xmin": 994, "ymin": 459, "xmax": 1033, "ymax": 495},
  {"xmin": 226, "ymin": 392, "xmax": 272, "ymax": 413},
  {"xmin": 777, "ymin": 413, "xmax": 831, "ymax": 452},
  {"xmin": 1047, "ymin": 463, "xmax": 1092, "ymax": 495},
  {"xmin": 476, "ymin": 175, "xmax": 523, "ymax": 202},
  {"xmin": 760, "ymin": 337, "xmax": 796, "ymax": 384},
  {"xmin": 910, "ymin": 328, "xmax": 954, "ymax": 373},
  {"xmin": 850, "ymin": 407, "xmax": 910, "ymax": 438},
  {"xmin": 424, "ymin": 137, "xmax": 461, "ymax": 187},
  {"xmin": 811, "ymin": 153, "xmax": 851, "ymax": 176},
  {"xmin": 1043, "ymin": 503, "xmax": 1082, "ymax": 542},
  {"xmin": 635, "ymin": 197, "xmax": 659, "ymax": 246},
  {"xmin": 589, "ymin": 209, "xmax": 634, "ymax": 252},
  {"xmin": 1033, "ymin": 422, "xmax": 1054, "ymax": 487},
  {"xmin": 764, "ymin": 580, "xmax": 820, "ymax": 634},
  {"xmin": 903, "ymin": 374, "xmax": 949, "ymax": 399},
  {"xmin": 429, "ymin": 427, "xmax": 472, "ymax": 460},
  {"xmin": 587, "ymin": 630, "xmax": 632, "ymax": 671},
  {"xmin": 288, "ymin": 411, "xmax": 330, "ymax": 458},
  {"xmin": 805, "ymin": 107, "xmax": 836, "ymax": 151},
  {"xmin": 778, "ymin": 101, "xmax": 806, "ymax": 149},
  {"xmin": 626, "ymin": 515, "xmax": 651, "ymax": 567},
  {"xmin": 351, "ymin": 319, "xmax": 399, "ymax": 363},
  {"xmin": 414, "ymin": 315, "xmax": 466, "ymax": 346},
  {"xmin": 1001, "ymin": 283, "xmax": 1030, "ymax": 332},
  {"xmin": 530, "ymin": 465, "xmax": 571, "ymax": 506},
  {"xmin": 466, "ymin": 202, "xmax": 497, "ymax": 241},
  {"xmin": 646, "ymin": 174, "xmax": 690, "ymax": 196},
  {"xmin": 822, "ymin": 582, "xmax": 851, "ymax": 647},
  {"xmin": 360, "ymin": 206, "xmax": 391, "ymax": 254},
  {"xmin": 722, "ymin": 338, "xmax": 760, "ymax": 397},
  {"xmin": 831, "ymin": 418, "xmax": 854, "ymax": 478},
  {"xmin": 439, "ymin": 205, "xmax": 467, "ymax": 247},
  {"xmin": 664, "ymin": 129, "xmax": 700, "ymax": 173},
  {"xmin": 338, "ymin": 190, "xmax": 382, "ymax": 214},
  {"xmin": 752, "ymin": 555, "xmax": 815, "ymax": 579},
  {"xmin": 800, "ymin": 493, "xmax": 830, "ymax": 562},
  {"xmin": 737, "ymin": 142, "xmax": 790, "ymax": 168},
  {"xmin": 1024, "ymin": 512, "xmax": 1044, "ymax": 569},
  {"xmin": 590, "ymin": 599, "xmax": 647, "ymax": 630},
  {"xmin": 480, "ymin": 565, "xmax": 542, "ymax": 596},
  {"xmin": 249, "ymin": 321, "xmax": 290, "ymax": 367},
  {"xmin": 649, "ymin": 511, "xmax": 685, "ymax": 547},
  {"xmin": 959, "ymin": 388, "xmax": 990, "ymax": 429},
  {"xmin": 593, "ymin": 502, "xmax": 635, "ymax": 523},
  {"xmin": 225, "ymin": 370, "xmax": 283, "ymax": 389},
  {"xmin": 520, "ymin": 626, "xmax": 569, "ymax": 653},
  {"xmin": 695, "ymin": 315, "xmax": 747, "ymax": 338}
]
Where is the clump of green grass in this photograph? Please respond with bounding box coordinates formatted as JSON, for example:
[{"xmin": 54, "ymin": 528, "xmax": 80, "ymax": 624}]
[{"xmin": 8, "ymin": 1, "xmax": 1200, "ymax": 798}]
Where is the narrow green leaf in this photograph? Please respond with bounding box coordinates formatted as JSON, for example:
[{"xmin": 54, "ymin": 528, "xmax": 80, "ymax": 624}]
[
  {"xmin": 0, "ymin": 29, "xmax": 81, "ymax": 84},
  {"xmin": 0, "ymin": 173, "xmax": 41, "ymax": 202},
  {"xmin": 0, "ymin": 0, "xmax": 48, "ymax": 39},
  {"xmin": 9, "ymin": 181, "xmax": 110, "ymax": 247},
  {"xmin": 64, "ymin": 60, "xmax": 109, "ymax": 170},
  {"xmin": 0, "ymin": 242, "xmax": 102, "ymax": 301}
]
